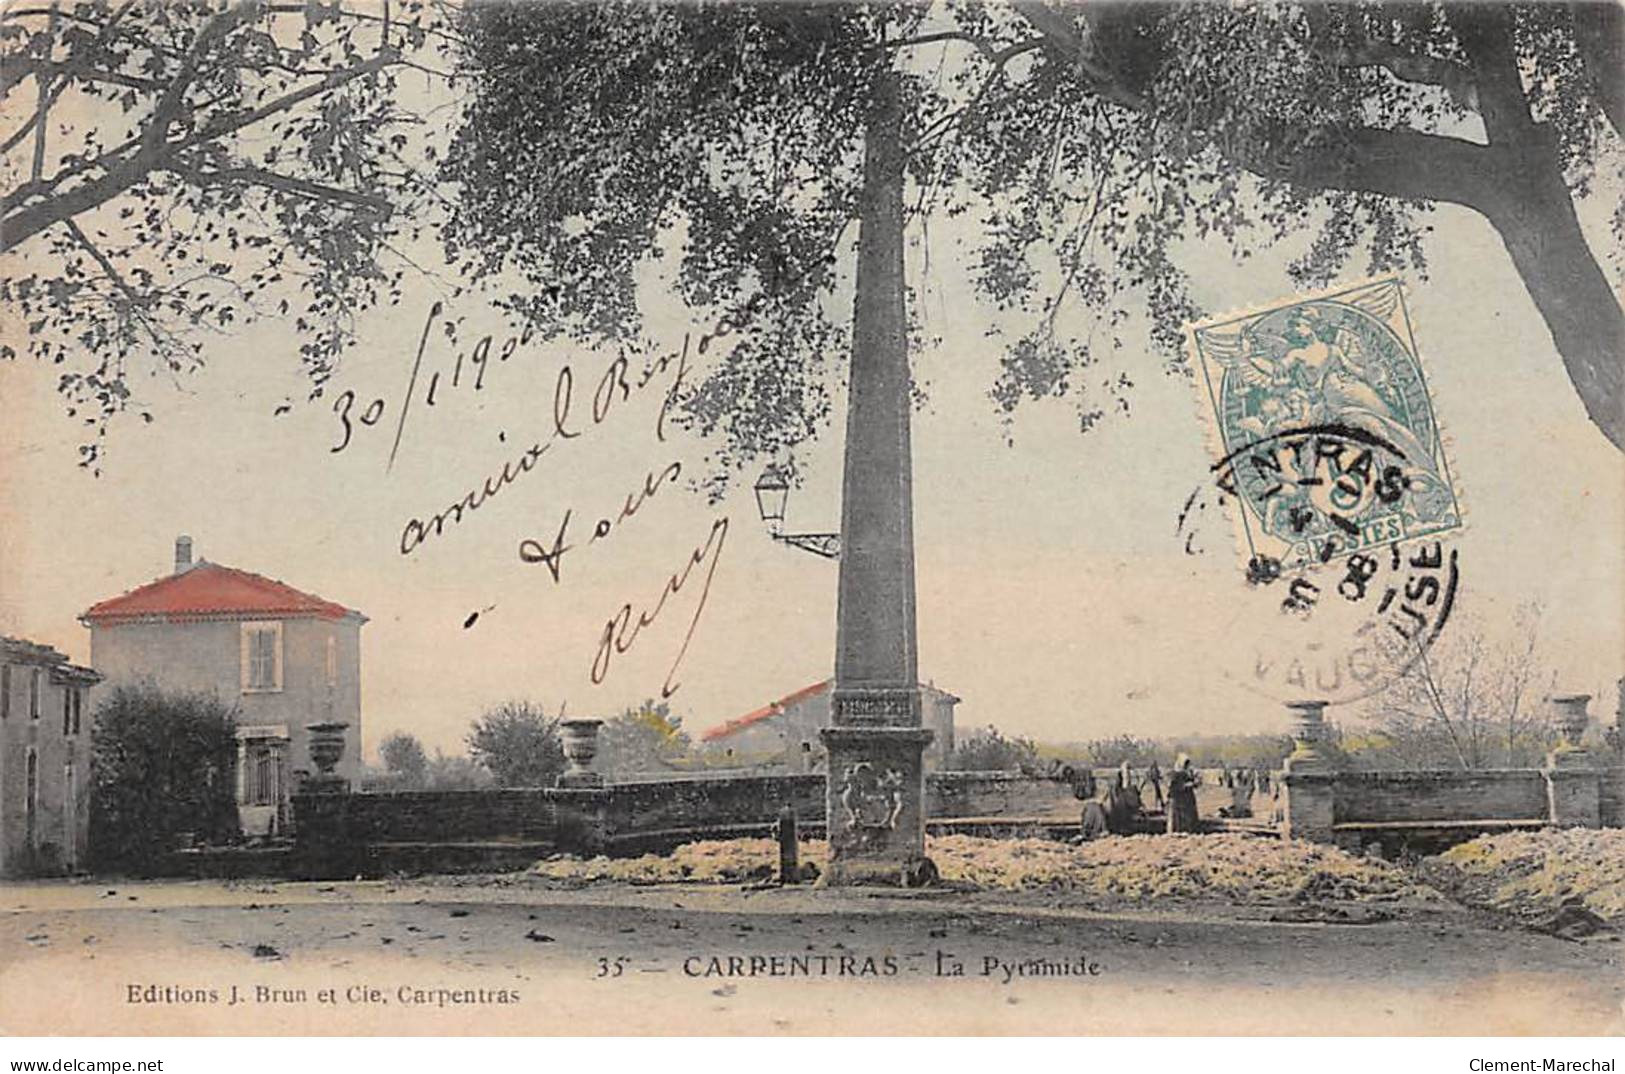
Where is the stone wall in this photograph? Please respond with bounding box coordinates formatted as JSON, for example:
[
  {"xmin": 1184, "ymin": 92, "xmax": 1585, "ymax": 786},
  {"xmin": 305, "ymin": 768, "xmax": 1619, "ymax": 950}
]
[
  {"xmin": 294, "ymin": 788, "xmax": 560, "ymax": 843},
  {"xmin": 602, "ymin": 775, "xmax": 826, "ymax": 852},
  {"xmin": 290, "ymin": 770, "xmax": 1081, "ymax": 873},
  {"xmin": 1278, "ymin": 760, "xmax": 1619, "ymax": 851},
  {"xmin": 928, "ymin": 771, "xmax": 1079, "ymax": 819},
  {"xmin": 1599, "ymin": 744, "xmax": 1623, "ymax": 829},
  {"xmin": 1331, "ymin": 770, "xmax": 1549, "ymax": 825}
]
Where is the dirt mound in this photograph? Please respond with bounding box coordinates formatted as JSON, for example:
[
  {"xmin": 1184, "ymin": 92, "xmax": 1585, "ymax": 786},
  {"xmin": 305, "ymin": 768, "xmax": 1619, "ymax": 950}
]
[
  {"xmin": 1432, "ymin": 829, "xmax": 1625, "ymax": 931},
  {"xmin": 533, "ymin": 833, "xmax": 1435, "ymax": 905}
]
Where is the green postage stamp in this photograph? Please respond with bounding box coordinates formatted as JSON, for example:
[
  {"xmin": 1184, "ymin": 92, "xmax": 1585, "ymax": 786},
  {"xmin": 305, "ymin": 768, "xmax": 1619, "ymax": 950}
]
[{"xmin": 1188, "ymin": 277, "xmax": 1464, "ymax": 572}]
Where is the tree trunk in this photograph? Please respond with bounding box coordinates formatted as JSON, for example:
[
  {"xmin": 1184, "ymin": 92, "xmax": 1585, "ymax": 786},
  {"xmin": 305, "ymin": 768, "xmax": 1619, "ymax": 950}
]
[
  {"xmin": 1483, "ymin": 148, "xmax": 1625, "ymax": 451},
  {"xmin": 1450, "ymin": 4, "xmax": 1625, "ymax": 452}
]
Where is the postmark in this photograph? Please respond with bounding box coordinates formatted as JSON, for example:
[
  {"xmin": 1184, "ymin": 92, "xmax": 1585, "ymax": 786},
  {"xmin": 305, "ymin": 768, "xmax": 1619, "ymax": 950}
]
[
  {"xmin": 1240, "ymin": 538, "xmax": 1461, "ymax": 705},
  {"xmin": 1188, "ymin": 278, "xmax": 1464, "ymax": 572},
  {"xmin": 1172, "ymin": 481, "xmax": 1464, "ymax": 705}
]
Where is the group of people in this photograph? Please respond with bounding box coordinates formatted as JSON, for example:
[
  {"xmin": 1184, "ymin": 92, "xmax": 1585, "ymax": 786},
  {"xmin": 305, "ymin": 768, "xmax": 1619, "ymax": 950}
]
[
  {"xmin": 1216, "ymin": 764, "xmax": 1272, "ymax": 820},
  {"xmin": 1075, "ymin": 758, "xmax": 1276, "ymax": 838}
]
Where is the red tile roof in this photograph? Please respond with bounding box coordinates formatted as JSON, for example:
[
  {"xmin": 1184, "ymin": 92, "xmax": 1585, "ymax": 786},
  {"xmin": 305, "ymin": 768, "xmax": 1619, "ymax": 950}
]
[
  {"xmin": 700, "ymin": 679, "xmax": 833, "ymax": 742},
  {"xmin": 81, "ymin": 562, "xmax": 361, "ymax": 624},
  {"xmin": 701, "ymin": 679, "xmax": 963, "ymax": 743}
]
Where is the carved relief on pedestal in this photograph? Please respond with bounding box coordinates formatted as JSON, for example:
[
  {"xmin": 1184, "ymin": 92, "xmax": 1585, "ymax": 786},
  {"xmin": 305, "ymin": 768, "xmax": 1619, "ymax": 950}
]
[{"xmin": 838, "ymin": 762, "xmax": 905, "ymax": 841}]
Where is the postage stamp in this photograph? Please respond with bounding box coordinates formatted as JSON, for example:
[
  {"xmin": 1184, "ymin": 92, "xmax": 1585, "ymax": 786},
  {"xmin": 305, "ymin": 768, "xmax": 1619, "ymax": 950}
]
[{"xmin": 1188, "ymin": 277, "xmax": 1464, "ymax": 572}]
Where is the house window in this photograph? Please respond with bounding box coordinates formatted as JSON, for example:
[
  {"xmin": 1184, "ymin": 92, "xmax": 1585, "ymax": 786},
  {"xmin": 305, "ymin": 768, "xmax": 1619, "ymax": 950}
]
[
  {"xmin": 243, "ymin": 740, "xmax": 283, "ymax": 806},
  {"xmin": 240, "ymin": 622, "xmax": 283, "ymax": 693},
  {"xmin": 62, "ymin": 686, "xmax": 71, "ymax": 735},
  {"xmin": 25, "ymin": 749, "xmax": 38, "ymax": 848},
  {"xmin": 63, "ymin": 762, "xmax": 77, "ymax": 871},
  {"xmin": 325, "ymin": 636, "xmax": 337, "ymax": 687},
  {"xmin": 29, "ymin": 667, "xmax": 40, "ymax": 719},
  {"xmin": 1, "ymin": 664, "xmax": 10, "ymax": 719},
  {"xmin": 71, "ymin": 688, "xmax": 82, "ymax": 736}
]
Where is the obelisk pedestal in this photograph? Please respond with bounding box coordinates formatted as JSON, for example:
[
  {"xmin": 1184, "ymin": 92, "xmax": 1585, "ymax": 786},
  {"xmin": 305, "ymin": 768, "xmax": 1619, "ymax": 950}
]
[{"xmin": 821, "ymin": 694, "xmax": 934, "ymax": 886}]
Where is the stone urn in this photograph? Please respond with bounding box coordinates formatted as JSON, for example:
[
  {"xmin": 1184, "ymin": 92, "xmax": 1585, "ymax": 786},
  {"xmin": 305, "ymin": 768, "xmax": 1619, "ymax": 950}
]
[
  {"xmin": 1285, "ymin": 699, "xmax": 1329, "ymax": 764},
  {"xmin": 1551, "ymin": 695, "xmax": 1592, "ymax": 752},
  {"xmin": 557, "ymin": 718, "xmax": 604, "ymax": 788},
  {"xmin": 305, "ymin": 721, "xmax": 350, "ymax": 777}
]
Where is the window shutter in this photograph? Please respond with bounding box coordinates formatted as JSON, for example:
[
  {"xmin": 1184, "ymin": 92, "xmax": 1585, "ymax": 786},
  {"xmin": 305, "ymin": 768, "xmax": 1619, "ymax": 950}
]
[
  {"xmin": 272, "ymin": 624, "xmax": 283, "ymax": 691},
  {"xmin": 240, "ymin": 625, "xmax": 252, "ymax": 691}
]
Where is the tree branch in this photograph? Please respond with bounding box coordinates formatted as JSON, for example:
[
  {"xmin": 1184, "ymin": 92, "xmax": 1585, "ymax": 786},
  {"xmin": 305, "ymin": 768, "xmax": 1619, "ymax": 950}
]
[
  {"xmin": 1011, "ymin": 0, "xmax": 1148, "ymax": 112},
  {"xmin": 2, "ymin": 46, "xmax": 393, "ymax": 251},
  {"xmin": 29, "ymin": 2, "xmax": 61, "ymax": 183},
  {"xmin": 1447, "ymin": 4, "xmax": 1535, "ymax": 147},
  {"xmin": 63, "ymin": 218, "xmax": 136, "ymax": 302},
  {"xmin": 1318, "ymin": 41, "xmax": 1478, "ymax": 110},
  {"xmin": 1416, "ymin": 645, "xmax": 1471, "ymax": 769},
  {"xmin": 176, "ymin": 161, "xmax": 391, "ymax": 213},
  {"xmin": 0, "ymin": 131, "xmax": 142, "ymax": 217},
  {"xmin": 912, "ymin": 37, "xmax": 1046, "ymax": 151},
  {"xmin": 1013, "ymin": 0, "xmax": 1506, "ymax": 214},
  {"xmin": 1238, "ymin": 123, "xmax": 1505, "ymax": 214},
  {"xmin": 63, "ymin": 216, "xmax": 189, "ymax": 366},
  {"xmin": 167, "ymin": 50, "xmax": 395, "ymax": 158}
]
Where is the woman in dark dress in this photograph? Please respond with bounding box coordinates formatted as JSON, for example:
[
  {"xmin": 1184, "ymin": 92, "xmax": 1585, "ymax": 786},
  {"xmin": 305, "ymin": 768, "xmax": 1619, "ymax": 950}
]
[{"xmin": 1166, "ymin": 755, "xmax": 1201, "ymax": 834}]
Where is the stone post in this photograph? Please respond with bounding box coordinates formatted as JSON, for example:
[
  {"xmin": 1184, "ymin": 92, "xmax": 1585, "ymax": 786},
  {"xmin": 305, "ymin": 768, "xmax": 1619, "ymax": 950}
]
[
  {"xmin": 777, "ymin": 805, "xmax": 799, "ymax": 885},
  {"xmin": 557, "ymin": 719, "xmax": 605, "ymax": 789},
  {"xmin": 819, "ymin": 65, "xmax": 933, "ymax": 887},
  {"xmin": 1545, "ymin": 694, "xmax": 1600, "ymax": 828},
  {"xmin": 293, "ymin": 722, "xmax": 353, "ymax": 878},
  {"xmin": 1278, "ymin": 700, "xmax": 1337, "ymax": 844}
]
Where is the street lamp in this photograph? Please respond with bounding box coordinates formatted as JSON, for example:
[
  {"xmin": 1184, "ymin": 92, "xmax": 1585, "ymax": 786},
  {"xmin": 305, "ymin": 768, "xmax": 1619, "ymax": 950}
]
[
  {"xmin": 753, "ymin": 465, "xmax": 840, "ymax": 559},
  {"xmin": 753, "ymin": 465, "xmax": 790, "ymax": 532}
]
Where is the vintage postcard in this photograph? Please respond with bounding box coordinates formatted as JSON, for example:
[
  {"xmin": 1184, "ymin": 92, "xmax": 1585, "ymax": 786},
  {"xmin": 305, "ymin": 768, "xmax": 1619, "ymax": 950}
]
[{"xmin": 1, "ymin": 0, "xmax": 1621, "ymax": 1041}]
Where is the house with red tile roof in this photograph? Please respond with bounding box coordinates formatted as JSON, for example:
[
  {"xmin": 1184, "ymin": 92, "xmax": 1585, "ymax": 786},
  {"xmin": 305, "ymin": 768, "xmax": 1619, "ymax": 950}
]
[
  {"xmin": 81, "ymin": 537, "xmax": 366, "ymax": 837},
  {"xmin": 700, "ymin": 679, "xmax": 959, "ymax": 770}
]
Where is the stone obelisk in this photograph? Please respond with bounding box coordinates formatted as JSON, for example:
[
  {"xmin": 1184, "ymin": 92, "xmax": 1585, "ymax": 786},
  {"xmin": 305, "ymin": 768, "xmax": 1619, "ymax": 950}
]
[{"xmin": 820, "ymin": 67, "xmax": 934, "ymax": 886}]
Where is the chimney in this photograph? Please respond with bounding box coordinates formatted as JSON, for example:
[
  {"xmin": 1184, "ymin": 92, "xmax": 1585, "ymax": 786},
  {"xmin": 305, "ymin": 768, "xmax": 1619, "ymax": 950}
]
[{"xmin": 174, "ymin": 535, "xmax": 193, "ymax": 574}]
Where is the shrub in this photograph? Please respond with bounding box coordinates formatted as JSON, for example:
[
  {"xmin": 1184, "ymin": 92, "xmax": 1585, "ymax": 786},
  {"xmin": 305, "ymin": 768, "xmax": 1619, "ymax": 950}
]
[
  {"xmin": 466, "ymin": 701, "xmax": 564, "ymax": 787},
  {"xmin": 90, "ymin": 683, "xmax": 239, "ymax": 870}
]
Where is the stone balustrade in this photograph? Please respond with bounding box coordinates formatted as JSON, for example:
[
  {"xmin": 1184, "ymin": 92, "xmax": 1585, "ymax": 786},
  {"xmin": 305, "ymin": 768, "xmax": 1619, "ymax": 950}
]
[{"xmin": 1277, "ymin": 694, "xmax": 1621, "ymax": 847}]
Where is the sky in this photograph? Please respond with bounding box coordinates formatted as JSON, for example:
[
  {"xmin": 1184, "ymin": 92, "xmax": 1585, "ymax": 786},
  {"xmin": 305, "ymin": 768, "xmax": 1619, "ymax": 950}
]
[{"xmin": 3, "ymin": 42, "xmax": 1622, "ymax": 761}]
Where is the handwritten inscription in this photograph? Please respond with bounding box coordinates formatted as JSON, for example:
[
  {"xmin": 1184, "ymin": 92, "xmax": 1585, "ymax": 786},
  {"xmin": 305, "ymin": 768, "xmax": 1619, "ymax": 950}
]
[
  {"xmin": 591, "ymin": 517, "xmax": 729, "ymax": 699},
  {"xmin": 396, "ymin": 337, "xmax": 692, "ymax": 558},
  {"xmin": 514, "ymin": 461, "xmax": 684, "ymax": 583},
  {"xmin": 325, "ymin": 292, "xmax": 745, "ymax": 703}
]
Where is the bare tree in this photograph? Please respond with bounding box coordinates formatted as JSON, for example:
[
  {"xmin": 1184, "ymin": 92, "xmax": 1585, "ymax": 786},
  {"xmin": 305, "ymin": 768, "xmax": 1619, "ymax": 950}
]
[{"xmin": 1358, "ymin": 603, "xmax": 1556, "ymax": 769}]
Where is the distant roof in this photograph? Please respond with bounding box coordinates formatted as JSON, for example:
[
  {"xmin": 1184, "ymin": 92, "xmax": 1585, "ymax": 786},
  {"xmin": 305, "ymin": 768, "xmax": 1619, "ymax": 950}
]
[
  {"xmin": 1, "ymin": 635, "xmax": 67, "ymax": 663},
  {"xmin": 701, "ymin": 679, "xmax": 833, "ymax": 743},
  {"xmin": 700, "ymin": 679, "xmax": 960, "ymax": 743},
  {"xmin": 1, "ymin": 636, "xmax": 100, "ymax": 680},
  {"xmin": 81, "ymin": 562, "xmax": 364, "ymax": 625}
]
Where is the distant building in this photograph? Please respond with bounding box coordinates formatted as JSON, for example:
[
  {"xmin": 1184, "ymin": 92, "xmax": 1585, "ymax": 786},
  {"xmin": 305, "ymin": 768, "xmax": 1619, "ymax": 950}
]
[
  {"xmin": 701, "ymin": 679, "xmax": 960, "ymax": 769},
  {"xmin": 0, "ymin": 636, "xmax": 100, "ymax": 878},
  {"xmin": 81, "ymin": 536, "xmax": 366, "ymax": 837}
]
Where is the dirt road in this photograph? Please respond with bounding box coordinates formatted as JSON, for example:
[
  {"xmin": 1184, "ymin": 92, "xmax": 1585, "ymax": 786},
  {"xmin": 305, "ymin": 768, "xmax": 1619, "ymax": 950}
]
[{"xmin": 2, "ymin": 875, "xmax": 1619, "ymax": 1035}]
